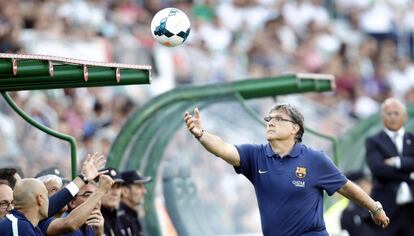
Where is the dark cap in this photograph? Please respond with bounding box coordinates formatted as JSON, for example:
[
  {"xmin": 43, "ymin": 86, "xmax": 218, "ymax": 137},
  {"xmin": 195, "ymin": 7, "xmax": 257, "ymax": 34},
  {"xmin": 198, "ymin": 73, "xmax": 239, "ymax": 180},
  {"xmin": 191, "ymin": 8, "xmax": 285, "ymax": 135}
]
[
  {"xmin": 345, "ymin": 170, "xmax": 367, "ymax": 182},
  {"xmin": 35, "ymin": 167, "xmax": 64, "ymax": 178},
  {"xmin": 99, "ymin": 167, "xmax": 124, "ymax": 183},
  {"xmin": 121, "ymin": 170, "xmax": 151, "ymax": 185}
]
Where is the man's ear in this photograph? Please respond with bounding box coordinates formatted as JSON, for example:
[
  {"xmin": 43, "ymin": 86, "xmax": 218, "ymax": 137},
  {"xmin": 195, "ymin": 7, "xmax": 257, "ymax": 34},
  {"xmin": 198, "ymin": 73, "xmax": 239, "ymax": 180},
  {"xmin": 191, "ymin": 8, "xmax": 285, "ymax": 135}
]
[
  {"xmin": 35, "ymin": 194, "xmax": 43, "ymax": 206},
  {"xmin": 292, "ymin": 124, "xmax": 300, "ymax": 134},
  {"xmin": 121, "ymin": 186, "xmax": 129, "ymax": 197},
  {"xmin": 68, "ymin": 199, "xmax": 76, "ymax": 210}
]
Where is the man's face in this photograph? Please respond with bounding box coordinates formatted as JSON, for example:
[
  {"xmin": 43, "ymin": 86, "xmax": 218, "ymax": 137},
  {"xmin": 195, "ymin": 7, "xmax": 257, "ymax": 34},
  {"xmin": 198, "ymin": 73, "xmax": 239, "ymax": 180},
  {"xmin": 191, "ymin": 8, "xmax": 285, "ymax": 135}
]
[
  {"xmin": 382, "ymin": 102, "xmax": 407, "ymax": 131},
  {"xmin": 123, "ymin": 183, "xmax": 147, "ymax": 207},
  {"xmin": 0, "ymin": 184, "xmax": 13, "ymax": 219},
  {"xmin": 265, "ymin": 110, "xmax": 297, "ymax": 142},
  {"xmin": 102, "ymin": 182, "xmax": 122, "ymax": 210},
  {"xmin": 69, "ymin": 184, "xmax": 97, "ymax": 209},
  {"xmin": 38, "ymin": 185, "xmax": 49, "ymax": 219},
  {"xmin": 44, "ymin": 180, "xmax": 62, "ymax": 196}
]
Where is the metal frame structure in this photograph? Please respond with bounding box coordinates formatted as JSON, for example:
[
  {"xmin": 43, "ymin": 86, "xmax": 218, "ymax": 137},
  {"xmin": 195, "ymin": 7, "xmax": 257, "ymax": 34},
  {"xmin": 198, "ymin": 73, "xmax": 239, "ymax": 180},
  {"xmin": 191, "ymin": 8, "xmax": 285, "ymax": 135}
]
[{"xmin": 0, "ymin": 53, "xmax": 151, "ymax": 178}]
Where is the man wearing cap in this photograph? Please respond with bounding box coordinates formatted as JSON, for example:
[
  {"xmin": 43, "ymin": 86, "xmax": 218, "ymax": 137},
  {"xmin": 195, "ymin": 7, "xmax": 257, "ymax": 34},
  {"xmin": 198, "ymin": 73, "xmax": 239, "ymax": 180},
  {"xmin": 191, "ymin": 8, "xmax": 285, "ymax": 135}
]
[
  {"xmin": 35, "ymin": 167, "xmax": 71, "ymax": 187},
  {"xmin": 100, "ymin": 167, "xmax": 129, "ymax": 236},
  {"xmin": 119, "ymin": 170, "xmax": 152, "ymax": 236}
]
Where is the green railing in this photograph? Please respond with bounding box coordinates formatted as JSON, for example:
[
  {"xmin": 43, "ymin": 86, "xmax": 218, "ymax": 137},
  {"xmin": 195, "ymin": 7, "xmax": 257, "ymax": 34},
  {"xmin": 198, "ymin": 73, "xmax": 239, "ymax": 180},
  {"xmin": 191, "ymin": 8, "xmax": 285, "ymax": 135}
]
[{"xmin": 0, "ymin": 53, "xmax": 151, "ymax": 178}]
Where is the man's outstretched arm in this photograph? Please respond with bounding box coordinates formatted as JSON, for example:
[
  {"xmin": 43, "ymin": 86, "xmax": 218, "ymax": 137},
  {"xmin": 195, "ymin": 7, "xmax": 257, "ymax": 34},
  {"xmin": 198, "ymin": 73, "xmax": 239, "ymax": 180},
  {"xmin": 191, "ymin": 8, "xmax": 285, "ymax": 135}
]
[
  {"xmin": 337, "ymin": 180, "xmax": 390, "ymax": 228},
  {"xmin": 184, "ymin": 107, "xmax": 240, "ymax": 166}
]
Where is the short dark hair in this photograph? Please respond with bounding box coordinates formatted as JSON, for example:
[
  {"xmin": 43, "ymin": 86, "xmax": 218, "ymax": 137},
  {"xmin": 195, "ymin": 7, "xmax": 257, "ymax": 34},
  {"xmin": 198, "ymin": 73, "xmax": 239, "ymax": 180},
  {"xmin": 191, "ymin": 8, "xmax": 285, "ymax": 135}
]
[
  {"xmin": 0, "ymin": 168, "xmax": 17, "ymax": 189},
  {"xmin": 269, "ymin": 104, "xmax": 304, "ymax": 143}
]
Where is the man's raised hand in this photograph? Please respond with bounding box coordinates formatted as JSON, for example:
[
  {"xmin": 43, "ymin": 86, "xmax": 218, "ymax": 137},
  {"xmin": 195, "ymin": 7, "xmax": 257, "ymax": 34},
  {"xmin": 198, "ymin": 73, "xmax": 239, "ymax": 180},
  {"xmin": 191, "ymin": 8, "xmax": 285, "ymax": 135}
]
[
  {"xmin": 81, "ymin": 152, "xmax": 107, "ymax": 181},
  {"xmin": 184, "ymin": 107, "xmax": 203, "ymax": 138}
]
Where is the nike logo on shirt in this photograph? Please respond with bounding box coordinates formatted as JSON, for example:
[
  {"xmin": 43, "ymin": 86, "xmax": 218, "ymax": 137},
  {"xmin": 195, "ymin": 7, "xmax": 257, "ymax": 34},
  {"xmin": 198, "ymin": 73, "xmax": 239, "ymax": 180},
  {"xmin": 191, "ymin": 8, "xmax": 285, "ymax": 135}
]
[{"xmin": 258, "ymin": 169, "xmax": 268, "ymax": 174}]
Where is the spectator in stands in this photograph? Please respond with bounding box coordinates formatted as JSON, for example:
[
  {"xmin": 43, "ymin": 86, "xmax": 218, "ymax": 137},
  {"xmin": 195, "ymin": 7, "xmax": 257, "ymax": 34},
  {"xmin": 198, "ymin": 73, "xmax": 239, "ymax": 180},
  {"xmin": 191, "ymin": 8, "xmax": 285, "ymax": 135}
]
[
  {"xmin": 0, "ymin": 182, "xmax": 13, "ymax": 219},
  {"xmin": 100, "ymin": 167, "xmax": 127, "ymax": 236},
  {"xmin": 120, "ymin": 170, "xmax": 152, "ymax": 236},
  {"xmin": 0, "ymin": 178, "xmax": 49, "ymax": 235},
  {"xmin": 340, "ymin": 170, "xmax": 374, "ymax": 236},
  {"xmin": 365, "ymin": 98, "xmax": 414, "ymax": 236},
  {"xmin": 184, "ymin": 104, "xmax": 390, "ymax": 235}
]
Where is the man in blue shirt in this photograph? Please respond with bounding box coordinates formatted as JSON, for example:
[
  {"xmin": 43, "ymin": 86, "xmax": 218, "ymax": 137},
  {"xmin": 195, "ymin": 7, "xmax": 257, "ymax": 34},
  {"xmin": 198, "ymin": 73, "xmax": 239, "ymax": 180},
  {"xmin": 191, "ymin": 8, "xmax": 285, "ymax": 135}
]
[
  {"xmin": 184, "ymin": 104, "xmax": 390, "ymax": 236},
  {"xmin": 0, "ymin": 178, "xmax": 49, "ymax": 236},
  {"xmin": 0, "ymin": 152, "xmax": 108, "ymax": 235}
]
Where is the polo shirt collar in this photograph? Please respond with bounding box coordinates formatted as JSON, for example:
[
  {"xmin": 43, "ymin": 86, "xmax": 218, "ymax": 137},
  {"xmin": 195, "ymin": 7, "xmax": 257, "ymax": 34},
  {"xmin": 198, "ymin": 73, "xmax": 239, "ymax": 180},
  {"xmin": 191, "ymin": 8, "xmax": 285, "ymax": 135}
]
[
  {"xmin": 265, "ymin": 143, "xmax": 302, "ymax": 158},
  {"xmin": 10, "ymin": 209, "xmax": 26, "ymax": 219}
]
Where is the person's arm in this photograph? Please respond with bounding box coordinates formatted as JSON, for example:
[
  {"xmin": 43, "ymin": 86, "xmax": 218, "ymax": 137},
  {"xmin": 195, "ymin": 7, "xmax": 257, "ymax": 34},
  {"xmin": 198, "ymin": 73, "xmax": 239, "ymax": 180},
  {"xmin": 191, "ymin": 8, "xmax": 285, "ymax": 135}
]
[
  {"xmin": 337, "ymin": 180, "xmax": 390, "ymax": 228},
  {"xmin": 46, "ymin": 175, "xmax": 113, "ymax": 236},
  {"xmin": 385, "ymin": 155, "xmax": 414, "ymax": 171},
  {"xmin": 184, "ymin": 107, "xmax": 240, "ymax": 166},
  {"xmin": 365, "ymin": 138, "xmax": 408, "ymax": 180},
  {"xmin": 47, "ymin": 152, "xmax": 107, "ymax": 216}
]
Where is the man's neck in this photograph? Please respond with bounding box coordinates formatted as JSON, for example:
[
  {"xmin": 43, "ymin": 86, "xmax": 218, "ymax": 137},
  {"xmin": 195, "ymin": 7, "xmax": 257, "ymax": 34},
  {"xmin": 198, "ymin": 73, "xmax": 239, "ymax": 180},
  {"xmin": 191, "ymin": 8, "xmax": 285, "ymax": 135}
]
[
  {"xmin": 270, "ymin": 139, "xmax": 296, "ymax": 157},
  {"xmin": 19, "ymin": 208, "xmax": 40, "ymax": 226},
  {"xmin": 122, "ymin": 199, "xmax": 136, "ymax": 210}
]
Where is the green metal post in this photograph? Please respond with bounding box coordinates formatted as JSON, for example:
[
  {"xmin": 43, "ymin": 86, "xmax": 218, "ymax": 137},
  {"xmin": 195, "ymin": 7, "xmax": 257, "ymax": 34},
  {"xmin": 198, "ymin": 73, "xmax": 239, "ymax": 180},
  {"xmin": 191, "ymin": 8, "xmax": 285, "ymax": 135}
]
[{"xmin": 1, "ymin": 92, "xmax": 78, "ymax": 179}]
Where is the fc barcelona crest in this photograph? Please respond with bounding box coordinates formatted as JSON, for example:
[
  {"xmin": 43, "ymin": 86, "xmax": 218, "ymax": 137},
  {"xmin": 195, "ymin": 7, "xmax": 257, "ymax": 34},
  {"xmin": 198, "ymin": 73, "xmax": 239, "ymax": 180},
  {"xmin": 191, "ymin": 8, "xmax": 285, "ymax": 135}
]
[{"xmin": 295, "ymin": 167, "xmax": 307, "ymax": 178}]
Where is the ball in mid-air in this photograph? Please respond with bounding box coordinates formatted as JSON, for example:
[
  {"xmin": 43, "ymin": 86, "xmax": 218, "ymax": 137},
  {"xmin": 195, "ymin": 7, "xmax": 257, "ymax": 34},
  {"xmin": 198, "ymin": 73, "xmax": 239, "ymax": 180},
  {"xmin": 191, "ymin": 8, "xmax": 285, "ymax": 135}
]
[{"xmin": 151, "ymin": 8, "xmax": 191, "ymax": 47}]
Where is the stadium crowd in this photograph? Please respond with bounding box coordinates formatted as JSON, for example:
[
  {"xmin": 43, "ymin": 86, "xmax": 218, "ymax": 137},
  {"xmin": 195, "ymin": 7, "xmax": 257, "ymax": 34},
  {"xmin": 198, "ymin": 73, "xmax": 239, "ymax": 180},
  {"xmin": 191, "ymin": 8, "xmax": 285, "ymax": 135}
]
[{"xmin": 2, "ymin": 0, "xmax": 414, "ymax": 235}]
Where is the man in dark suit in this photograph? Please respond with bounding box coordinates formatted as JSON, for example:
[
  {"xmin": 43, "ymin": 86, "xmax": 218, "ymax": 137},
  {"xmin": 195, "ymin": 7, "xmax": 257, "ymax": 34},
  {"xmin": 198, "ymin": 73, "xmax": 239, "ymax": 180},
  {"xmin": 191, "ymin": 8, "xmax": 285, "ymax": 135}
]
[{"xmin": 365, "ymin": 98, "xmax": 414, "ymax": 236}]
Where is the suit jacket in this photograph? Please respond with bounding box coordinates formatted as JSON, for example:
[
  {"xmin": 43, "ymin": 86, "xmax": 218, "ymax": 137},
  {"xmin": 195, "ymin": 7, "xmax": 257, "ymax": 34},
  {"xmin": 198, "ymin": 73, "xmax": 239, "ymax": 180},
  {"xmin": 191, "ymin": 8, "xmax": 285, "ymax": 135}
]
[{"xmin": 365, "ymin": 130, "xmax": 414, "ymax": 217}]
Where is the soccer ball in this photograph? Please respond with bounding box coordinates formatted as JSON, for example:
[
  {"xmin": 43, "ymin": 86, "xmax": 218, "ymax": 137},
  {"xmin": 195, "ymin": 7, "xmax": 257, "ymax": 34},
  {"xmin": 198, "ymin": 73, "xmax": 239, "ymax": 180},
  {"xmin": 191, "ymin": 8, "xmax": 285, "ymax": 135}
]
[{"xmin": 150, "ymin": 8, "xmax": 191, "ymax": 47}]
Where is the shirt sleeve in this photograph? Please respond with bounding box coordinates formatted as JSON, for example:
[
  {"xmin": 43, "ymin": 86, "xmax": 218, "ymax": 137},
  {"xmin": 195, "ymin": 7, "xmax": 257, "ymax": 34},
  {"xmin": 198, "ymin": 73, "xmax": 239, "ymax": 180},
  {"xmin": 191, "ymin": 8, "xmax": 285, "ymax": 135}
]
[
  {"xmin": 234, "ymin": 144, "xmax": 259, "ymax": 182},
  {"xmin": 48, "ymin": 187, "xmax": 74, "ymax": 217},
  {"xmin": 316, "ymin": 151, "xmax": 347, "ymax": 196},
  {"xmin": 38, "ymin": 217, "xmax": 54, "ymax": 234}
]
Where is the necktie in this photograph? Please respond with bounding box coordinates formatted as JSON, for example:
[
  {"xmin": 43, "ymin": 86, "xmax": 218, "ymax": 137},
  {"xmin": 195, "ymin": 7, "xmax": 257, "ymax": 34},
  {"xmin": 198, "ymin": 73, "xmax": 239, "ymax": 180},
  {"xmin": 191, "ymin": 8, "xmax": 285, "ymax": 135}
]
[{"xmin": 393, "ymin": 132, "xmax": 402, "ymax": 155}]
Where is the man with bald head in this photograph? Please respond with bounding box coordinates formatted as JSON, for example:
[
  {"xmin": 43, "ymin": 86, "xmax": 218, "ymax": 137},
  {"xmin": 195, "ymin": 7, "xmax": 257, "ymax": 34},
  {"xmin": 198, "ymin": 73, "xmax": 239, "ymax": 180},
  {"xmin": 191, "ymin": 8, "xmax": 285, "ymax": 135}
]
[
  {"xmin": 0, "ymin": 182, "xmax": 13, "ymax": 219},
  {"xmin": 366, "ymin": 97, "xmax": 414, "ymax": 235},
  {"xmin": 0, "ymin": 178, "xmax": 49, "ymax": 235}
]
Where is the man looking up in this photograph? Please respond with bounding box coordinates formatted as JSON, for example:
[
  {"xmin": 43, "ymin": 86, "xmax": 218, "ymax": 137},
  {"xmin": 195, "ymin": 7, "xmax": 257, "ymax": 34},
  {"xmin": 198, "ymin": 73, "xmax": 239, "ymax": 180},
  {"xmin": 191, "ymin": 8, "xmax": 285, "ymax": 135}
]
[{"xmin": 184, "ymin": 104, "xmax": 390, "ymax": 236}]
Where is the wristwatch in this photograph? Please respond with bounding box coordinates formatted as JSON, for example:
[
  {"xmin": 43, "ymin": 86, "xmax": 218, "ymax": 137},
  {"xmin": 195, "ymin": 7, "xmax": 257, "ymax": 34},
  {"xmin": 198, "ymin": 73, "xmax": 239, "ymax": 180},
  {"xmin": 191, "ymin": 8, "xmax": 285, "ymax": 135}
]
[
  {"xmin": 77, "ymin": 174, "xmax": 89, "ymax": 184},
  {"xmin": 369, "ymin": 201, "xmax": 383, "ymax": 215}
]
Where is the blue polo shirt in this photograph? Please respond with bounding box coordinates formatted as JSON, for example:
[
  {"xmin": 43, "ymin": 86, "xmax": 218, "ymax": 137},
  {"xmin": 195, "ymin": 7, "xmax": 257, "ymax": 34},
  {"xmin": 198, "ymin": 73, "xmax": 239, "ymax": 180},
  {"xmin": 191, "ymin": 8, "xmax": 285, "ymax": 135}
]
[
  {"xmin": 235, "ymin": 143, "xmax": 347, "ymax": 236},
  {"xmin": 0, "ymin": 209, "xmax": 43, "ymax": 236},
  {"xmin": 61, "ymin": 211, "xmax": 96, "ymax": 236},
  {"xmin": 62, "ymin": 225, "xmax": 95, "ymax": 236}
]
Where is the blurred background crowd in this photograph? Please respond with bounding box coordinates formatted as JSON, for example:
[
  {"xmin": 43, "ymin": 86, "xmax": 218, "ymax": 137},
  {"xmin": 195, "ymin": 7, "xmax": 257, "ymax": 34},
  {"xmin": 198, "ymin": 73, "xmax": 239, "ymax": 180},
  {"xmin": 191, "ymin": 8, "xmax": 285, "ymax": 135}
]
[{"xmin": 1, "ymin": 0, "xmax": 414, "ymax": 235}]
